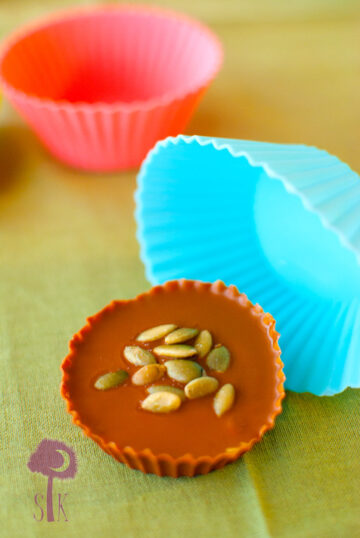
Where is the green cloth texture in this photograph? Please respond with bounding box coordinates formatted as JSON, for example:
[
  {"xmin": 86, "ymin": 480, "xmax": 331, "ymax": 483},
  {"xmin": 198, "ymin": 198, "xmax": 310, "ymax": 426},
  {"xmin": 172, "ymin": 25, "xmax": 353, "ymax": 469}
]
[{"xmin": 1, "ymin": 1, "xmax": 360, "ymax": 536}]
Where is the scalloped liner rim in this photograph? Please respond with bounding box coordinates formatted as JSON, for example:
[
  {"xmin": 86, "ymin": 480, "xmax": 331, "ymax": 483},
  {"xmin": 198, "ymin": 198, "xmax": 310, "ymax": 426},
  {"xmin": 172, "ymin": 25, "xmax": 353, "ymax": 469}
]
[
  {"xmin": 61, "ymin": 279, "xmax": 285, "ymax": 477},
  {"xmin": 135, "ymin": 135, "xmax": 360, "ymax": 284}
]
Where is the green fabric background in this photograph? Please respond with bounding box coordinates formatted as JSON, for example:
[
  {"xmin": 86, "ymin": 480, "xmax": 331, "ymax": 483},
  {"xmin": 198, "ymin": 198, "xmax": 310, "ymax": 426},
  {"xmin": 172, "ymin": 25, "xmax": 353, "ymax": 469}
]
[{"xmin": 1, "ymin": 1, "xmax": 360, "ymax": 536}]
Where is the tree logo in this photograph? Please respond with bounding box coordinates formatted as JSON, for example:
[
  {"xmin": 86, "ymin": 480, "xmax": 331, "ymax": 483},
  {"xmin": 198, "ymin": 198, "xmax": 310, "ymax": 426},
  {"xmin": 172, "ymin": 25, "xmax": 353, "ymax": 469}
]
[{"xmin": 27, "ymin": 439, "xmax": 77, "ymax": 522}]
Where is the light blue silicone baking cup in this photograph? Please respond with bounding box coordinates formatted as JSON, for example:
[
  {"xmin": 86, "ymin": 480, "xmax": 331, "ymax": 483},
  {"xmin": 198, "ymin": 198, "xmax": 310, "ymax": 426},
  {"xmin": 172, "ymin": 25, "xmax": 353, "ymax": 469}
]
[{"xmin": 135, "ymin": 135, "xmax": 360, "ymax": 395}]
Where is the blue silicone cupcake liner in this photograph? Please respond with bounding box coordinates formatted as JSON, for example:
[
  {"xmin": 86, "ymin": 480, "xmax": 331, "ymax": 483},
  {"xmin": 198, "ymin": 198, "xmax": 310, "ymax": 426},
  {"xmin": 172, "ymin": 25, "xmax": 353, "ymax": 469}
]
[{"xmin": 135, "ymin": 135, "xmax": 360, "ymax": 396}]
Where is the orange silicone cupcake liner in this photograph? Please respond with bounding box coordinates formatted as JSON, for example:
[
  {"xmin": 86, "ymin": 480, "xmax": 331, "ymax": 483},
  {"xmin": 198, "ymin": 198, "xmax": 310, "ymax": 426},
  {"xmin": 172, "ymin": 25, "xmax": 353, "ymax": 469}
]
[{"xmin": 61, "ymin": 280, "xmax": 285, "ymax": 478}]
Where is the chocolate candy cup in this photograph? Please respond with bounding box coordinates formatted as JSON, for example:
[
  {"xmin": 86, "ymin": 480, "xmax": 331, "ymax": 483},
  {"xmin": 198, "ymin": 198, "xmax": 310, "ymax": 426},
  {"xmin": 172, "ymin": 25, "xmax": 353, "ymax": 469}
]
[{"xmin": 61, "ymin": 280, "xmax": 284, "ymax": 477}]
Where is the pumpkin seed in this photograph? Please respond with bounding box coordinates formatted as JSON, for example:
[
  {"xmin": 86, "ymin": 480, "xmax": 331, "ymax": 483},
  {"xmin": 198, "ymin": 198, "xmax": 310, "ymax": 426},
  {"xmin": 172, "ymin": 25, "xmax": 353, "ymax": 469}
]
[
  {"xmin": 213, "ymin": 384, "xmax": 235, "ymax": 417},
  {"xmin": 194, "ymin": 330, "xmax": 213, "ymax": 358},
  {"xmin": 165, "ymin": 327, "xmax": 199, "ymax": 344},
  {"xmin": 141, "ymin": 392, "xmax": 182, "ymax": 413},
  {"xmin": 184, "ymin": 376, "xmax": 219, "ymax": 399},
  {"xmin": 165, "ymin": 360, "xmax": 203, "ymax": 384},
  {"xmin": 136, "ymin": 324, "xmax": 177, "ymax": 342},
  {"xmin": 94, "ymin": 370, "xmax": 128, "ymax": 390},
  {"xmin": 206, "ymin": 346, "xmax": 230, "ymax": 372},
  {"xmin": 147, "ymin": 385, "xmax": 186, "ymax": 401},
  {"xmin": 153, "ymin": 344, "xmax": 197, "ymax": 358},
  {"xmin": 123, "ymin": 346, "xmax": 156, "ymax": 366},
  {"xmin": 132, "ymin": 364, "xmax": 165, "ymax": 386}
]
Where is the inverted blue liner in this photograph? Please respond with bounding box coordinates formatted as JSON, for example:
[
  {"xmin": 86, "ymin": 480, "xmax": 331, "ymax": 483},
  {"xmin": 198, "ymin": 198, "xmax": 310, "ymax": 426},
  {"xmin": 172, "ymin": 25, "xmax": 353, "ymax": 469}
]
[{"xmin": 135, "ymin": 135, "xmax": 360, "ymax": 396}]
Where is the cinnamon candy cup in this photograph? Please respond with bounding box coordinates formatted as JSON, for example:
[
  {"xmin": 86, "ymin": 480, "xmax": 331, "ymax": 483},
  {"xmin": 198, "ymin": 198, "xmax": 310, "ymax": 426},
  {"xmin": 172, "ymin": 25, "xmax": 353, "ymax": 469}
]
[{"xmin": 61, "ymin": 280, "xmax": 285, "ymax": 477}]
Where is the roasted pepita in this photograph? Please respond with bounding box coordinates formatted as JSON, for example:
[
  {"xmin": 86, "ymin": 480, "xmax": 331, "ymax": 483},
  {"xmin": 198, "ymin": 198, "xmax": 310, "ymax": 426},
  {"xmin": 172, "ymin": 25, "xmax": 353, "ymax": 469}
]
[
  {"xmin": 141, "ymin": 392, "xmax": 182, "ymax": 413},
  {"xmin": 213, "ymin": 384, "xmax": 235, "ymax": 416},
  {"xmin": 194, "ymin": 330, "xmax": 213, "ymax": 358},
  {"xmin": 94, "ymin": 370, "xmax": 128, "ymax": 390},
  {"xmin": 132, "ymin": 364, "xmax": 165, "ymax": 386},
  {"xmin": 153, "ymin": 344, "xmax": 197, "ymax": 358},
  {"xmin": 165, "ymin": 360, "xmax": 203, "ymax": 384},
  {"xmin": 184, "ymin": 376, "xmax": 219, "ymax": 399},
  {"xmin": 123, "ymin": 346, "xmax": 156, "ymax": 366},
  {"xmin": 165, "ymin": 327, "xmax": 199, "ymax": 344},
  {"xmin": 147, "ymin": 385, "xmax": 186, "ymax": 401},
  {"xmin": 136, "ymin": 324, "xmax": 177, "ymax": 342},
  {"xmin": 206, "ymin": 346, "xmax": 230, "ymax": 372}
]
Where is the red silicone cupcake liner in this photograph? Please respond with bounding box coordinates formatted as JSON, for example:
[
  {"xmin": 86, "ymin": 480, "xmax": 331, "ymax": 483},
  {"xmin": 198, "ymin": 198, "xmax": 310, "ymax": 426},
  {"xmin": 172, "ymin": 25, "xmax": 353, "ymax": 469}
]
[{"xmin": 0, "ymin": 6, "xmax": 222, "ymax": 171}]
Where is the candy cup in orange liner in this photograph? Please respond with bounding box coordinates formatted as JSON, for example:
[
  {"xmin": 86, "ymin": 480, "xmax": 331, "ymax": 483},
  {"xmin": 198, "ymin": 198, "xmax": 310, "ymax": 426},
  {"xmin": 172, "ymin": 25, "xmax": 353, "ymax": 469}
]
[
  {"xmin": 0, "ymin": 6, "xmax": 222, "ymax": 171},
  {"xmin": 61, "ymin": 280, "xmax": 285, "ymax": 478}
]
